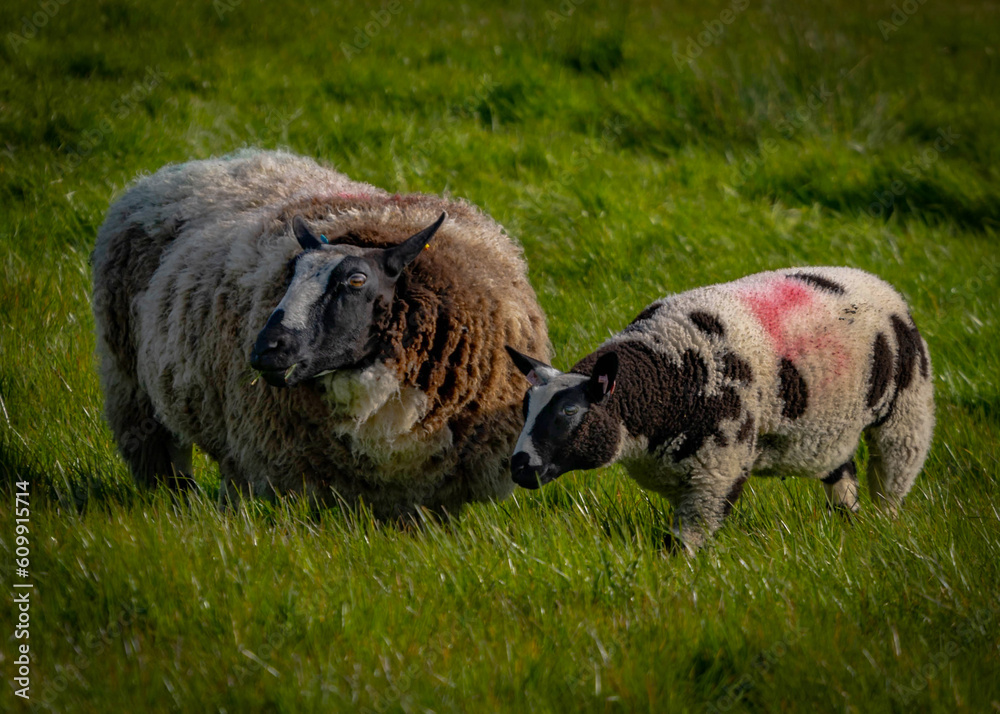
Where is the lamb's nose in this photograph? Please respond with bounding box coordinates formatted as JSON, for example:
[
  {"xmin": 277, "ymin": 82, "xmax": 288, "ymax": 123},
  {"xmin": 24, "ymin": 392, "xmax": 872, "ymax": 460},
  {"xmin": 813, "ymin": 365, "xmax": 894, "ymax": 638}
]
[
  {"xmin": 511, "ymin": 452, "xmax": 541, "ymax": 489},
  {"xmin": 511, "ymin": 452, "xmax": 531, "ymax": 473}
]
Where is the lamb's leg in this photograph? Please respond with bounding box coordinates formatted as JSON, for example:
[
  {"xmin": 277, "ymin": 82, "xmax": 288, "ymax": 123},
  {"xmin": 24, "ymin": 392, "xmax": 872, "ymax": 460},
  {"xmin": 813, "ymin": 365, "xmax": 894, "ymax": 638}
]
[
  {"xmin": 669, "ymin": 466, "xmax": 750, "ymax": 554},
  {"xmin": 821, "ymin": 458, "xmax": 860, "ymax": 515},
  {"xmin": 104, "ymin": 375, "xmax": 194, "ymax": 491},
  {"xmin": 865, "ymin": 364, "xmax": 935, "ymax": 516}
]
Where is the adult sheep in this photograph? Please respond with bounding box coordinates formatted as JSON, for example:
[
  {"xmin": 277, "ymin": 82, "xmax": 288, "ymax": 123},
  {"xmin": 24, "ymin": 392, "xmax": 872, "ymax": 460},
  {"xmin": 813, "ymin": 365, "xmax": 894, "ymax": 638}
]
[
  {"xmin": 507, "ymin": 267, "xmax": 934, "ymax": 551},
  {"xmin": 92, "ymin": 149, "xmax": 550, "ymax": 518}
]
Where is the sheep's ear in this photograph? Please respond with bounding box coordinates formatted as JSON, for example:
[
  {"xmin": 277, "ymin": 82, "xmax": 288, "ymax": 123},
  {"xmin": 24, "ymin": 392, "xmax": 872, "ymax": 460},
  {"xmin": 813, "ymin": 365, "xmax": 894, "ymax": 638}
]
[
  {"xmin": 505, "ymin": 345, "xmax": 560, "ymax": 387},
  {"xmin": 586, "ymin": 351, "xmax": 618, "ymax": 402},
  {"xmin": 293, "ymin": 216, "xmax": 326, "ymax": 251},
  {"xmin": 384, "ymin": 212, "xmax": 446, "ymax": 279}
]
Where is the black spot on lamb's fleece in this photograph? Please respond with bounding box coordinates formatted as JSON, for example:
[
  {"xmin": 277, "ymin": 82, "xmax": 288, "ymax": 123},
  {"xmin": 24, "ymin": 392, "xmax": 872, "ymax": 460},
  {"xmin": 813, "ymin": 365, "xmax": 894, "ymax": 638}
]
[
  {"xmin": 721, "ymin": 472, "xmax": 750, "ymax": 519},
  {"xmin": 821, "ymin": 458, "xmax": 857, "ymax": 485},
  {"xmin": 890, "ymin": 313, "xmax": 924, "ymax": 392},
  {"xmin": 778, "ymin": 358, "xmax": 808, "ymax": 420},
  {"xmin": 573, "ymin": 342, "xmax": 742, "ymax": 462},
  {"xmin": 787, "ymin": 272, "xmax": 846, "ymax": 295},
  {"xmin": 627, "ymin": 303, "xmax": 661, "ymax": 327},
  {"xmin": 867, "ymin": 332, "xmax": 893, "ymax": 409},
  {"xmin": 689, "ymin": 311, "xmax": 725, "ymax": 337},
  {"xmin": 722, "ymin": 352, "xmax": 753, "ymax": 384}
]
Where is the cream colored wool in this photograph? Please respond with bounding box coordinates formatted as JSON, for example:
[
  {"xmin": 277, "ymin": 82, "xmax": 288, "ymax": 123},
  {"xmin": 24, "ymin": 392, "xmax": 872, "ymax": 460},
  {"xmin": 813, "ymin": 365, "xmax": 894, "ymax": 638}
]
[{"xmin": 92, "ymin": 149, "xmax": 550, "ymax": 518}]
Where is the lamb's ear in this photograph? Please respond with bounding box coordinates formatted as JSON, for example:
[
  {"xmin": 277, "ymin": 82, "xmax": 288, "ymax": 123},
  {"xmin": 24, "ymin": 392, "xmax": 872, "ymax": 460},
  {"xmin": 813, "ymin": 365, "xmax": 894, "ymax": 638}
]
[
  {"xmin": 505, "ymin": 345, "xmax": 561, "ymax": 387},
  {"xmin": 293, "ymin": 216, "xmax": 326, "ymax": 251},
  {"xmin": 586, "ymin": 351, "xmax": 618, "ymax": 402},
  {"xmin": 384, "ymin": 212, "xmax": 446, "ymax": 279}
]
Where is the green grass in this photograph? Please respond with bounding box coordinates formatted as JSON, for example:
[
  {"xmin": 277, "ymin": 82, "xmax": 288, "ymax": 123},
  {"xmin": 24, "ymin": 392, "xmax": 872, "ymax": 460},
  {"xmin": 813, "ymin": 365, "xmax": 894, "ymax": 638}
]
[{"xmin": 2, "ymin": 0, "xmax": 999, "ymax": 711}]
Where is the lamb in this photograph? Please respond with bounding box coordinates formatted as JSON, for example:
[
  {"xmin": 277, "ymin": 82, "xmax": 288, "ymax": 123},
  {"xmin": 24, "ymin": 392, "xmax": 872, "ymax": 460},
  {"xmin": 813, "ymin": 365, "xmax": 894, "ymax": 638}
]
[
  {"xmin": 506, "ymin": 267, "xmax": 934, "ymax": 550},
  {"xmin": 92, "ymin": 149, "xmax": 550, "ymax": 519}
]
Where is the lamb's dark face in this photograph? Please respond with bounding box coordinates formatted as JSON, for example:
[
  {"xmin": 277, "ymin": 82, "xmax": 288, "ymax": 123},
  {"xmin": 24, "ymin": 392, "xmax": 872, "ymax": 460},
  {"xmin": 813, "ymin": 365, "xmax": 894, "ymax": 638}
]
[
  {"xmin": 250, "ymin": 213, "xmax": 445, "ymax": 388},
  {"xmin": 506, "ymin": 347, "xmax": 620, "ymax": 489}
]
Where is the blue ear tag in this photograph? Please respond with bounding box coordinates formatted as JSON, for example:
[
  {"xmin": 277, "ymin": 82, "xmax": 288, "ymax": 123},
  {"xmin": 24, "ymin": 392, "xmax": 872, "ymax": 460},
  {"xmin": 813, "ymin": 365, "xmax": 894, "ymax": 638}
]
[{"xmin": 320, "ymin": 234, "xmax": 329, "ymax": 244}]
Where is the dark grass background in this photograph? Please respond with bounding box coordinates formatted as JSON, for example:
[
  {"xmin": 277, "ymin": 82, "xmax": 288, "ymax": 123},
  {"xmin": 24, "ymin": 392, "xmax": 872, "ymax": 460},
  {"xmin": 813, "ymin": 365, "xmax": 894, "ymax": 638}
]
[{"xmin": 1, "ymin": 0, "xmax": 998, "ymax": 711}]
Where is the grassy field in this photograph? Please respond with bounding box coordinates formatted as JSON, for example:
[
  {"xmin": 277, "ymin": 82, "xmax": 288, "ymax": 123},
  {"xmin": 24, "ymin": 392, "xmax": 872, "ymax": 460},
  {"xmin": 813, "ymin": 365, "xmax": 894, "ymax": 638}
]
[{"xmin": 2, "ymin": 0, "xmax": 999, "ymax": 711}]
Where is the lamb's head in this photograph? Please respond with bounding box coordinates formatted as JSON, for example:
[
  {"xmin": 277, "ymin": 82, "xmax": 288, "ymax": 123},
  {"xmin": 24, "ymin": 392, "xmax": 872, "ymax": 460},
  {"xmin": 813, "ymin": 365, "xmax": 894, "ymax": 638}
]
[
  {"xmin": 505, "ymin": 346, "xmax": 621, "ymax": 489},
  {"xmin": 250, "ymin": 213, "xmax": 446, "ymax": 388}
]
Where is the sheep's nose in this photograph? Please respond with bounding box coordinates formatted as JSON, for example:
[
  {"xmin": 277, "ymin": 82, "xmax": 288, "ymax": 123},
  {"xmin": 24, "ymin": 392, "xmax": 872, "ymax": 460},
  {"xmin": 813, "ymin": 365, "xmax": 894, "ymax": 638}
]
[
  {"xmin": 250, "ymin": 311, "xmax": 300, "ymax": 372},
  {"xmin": 511, "ymin": 452, "xmax": 541, "ymax": 489}
]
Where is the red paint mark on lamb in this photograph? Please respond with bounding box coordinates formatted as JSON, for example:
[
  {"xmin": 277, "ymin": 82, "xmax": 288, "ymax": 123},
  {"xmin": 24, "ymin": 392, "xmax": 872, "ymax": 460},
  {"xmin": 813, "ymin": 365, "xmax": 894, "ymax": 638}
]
[
  {"xmin": 740, "ymin": 276, "xmax": 851, "ymax": 387},
  {"xmin": 740, "ymin": 278, "xmax": 813, "ymax": 355}
]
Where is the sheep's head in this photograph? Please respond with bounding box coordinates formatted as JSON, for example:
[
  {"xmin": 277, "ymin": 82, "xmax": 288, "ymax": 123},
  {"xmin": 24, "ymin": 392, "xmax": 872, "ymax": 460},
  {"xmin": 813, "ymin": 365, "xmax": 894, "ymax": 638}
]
[
  {"xmin": 250, "ymin": 213, "xmax": 446, "ymax": 388},
  {"xmin": 505, "ymin": 346, "xmax": 621, "ymax": 488}
]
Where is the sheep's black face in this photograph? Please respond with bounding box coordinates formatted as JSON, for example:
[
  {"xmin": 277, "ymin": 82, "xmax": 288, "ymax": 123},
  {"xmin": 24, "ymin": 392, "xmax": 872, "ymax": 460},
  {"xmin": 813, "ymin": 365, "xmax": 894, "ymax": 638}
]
[
  {"xmin": 506, "ymin": 347, "xmax": 621, "ymax": 488},
  {"xmin": 250, "ymin": 213, "xmax": 445, "ymax": 388}
]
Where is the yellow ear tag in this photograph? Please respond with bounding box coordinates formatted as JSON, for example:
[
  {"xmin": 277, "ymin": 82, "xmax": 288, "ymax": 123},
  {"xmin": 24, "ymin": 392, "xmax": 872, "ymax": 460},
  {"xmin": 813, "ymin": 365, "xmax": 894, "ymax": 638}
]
[{"xmin": 424, "ymin": 243, "xmax": 430, "ymax": 250}]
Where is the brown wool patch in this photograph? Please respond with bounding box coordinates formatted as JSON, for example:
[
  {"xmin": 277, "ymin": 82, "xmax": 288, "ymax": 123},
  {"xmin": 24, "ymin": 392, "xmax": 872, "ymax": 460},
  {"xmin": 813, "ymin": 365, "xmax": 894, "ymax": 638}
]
[
  {"xmin": 787, "ymin": 272, "xmax": 846, "ymax": 295},
  {"xmin": 867, "ymin": 332, "xmax": 893, "ymax": 409},
  {"xmin": 689, "ymin": 311, "xmax": 725, "ymax": 337},
  {"xmin": 573, "ymin": 342, "xmax": 741, "ymax": 463},
  {"xmin": 777, "ymin": 358, "xmax": 808, "ymax": 420},
  {"xmin": 560, "ymin": 406, "xmax": 622, "ymax": 472}
]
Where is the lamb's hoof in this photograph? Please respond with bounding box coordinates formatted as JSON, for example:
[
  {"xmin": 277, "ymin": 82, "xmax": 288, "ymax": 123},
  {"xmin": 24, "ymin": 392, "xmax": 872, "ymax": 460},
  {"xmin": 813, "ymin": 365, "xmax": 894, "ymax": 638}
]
[{"xmin": 827, "ymin": 503, "xmax": 859, "ymax": 522}]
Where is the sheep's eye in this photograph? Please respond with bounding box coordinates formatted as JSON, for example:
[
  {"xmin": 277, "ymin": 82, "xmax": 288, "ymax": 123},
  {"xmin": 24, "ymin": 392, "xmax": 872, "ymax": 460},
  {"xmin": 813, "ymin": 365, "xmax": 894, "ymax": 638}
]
[
  {"xmin": 347, "ymin": 273, "xmax": 367, "ymax": 288},
  {"xmin": 561, "ymin": 405, "xmax": 579, "ymax": 417}
]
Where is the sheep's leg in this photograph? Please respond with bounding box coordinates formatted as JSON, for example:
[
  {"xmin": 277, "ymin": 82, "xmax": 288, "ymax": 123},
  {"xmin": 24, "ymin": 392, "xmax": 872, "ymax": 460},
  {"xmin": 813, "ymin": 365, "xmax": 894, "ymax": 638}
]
[
  {"xmin": 104, "ymin": 377, "xmax": 194, "ymax": 491},
  {"xmin": 865, "ymin": 371, "xmax": 935, "ymax": 516},
  {"xmin": 821, "ymin": 458, "xmax": 860, "ymax": 515},
  {"xmin": 669, "ymin": 465, "xmax": 750, "ymax": 554}
]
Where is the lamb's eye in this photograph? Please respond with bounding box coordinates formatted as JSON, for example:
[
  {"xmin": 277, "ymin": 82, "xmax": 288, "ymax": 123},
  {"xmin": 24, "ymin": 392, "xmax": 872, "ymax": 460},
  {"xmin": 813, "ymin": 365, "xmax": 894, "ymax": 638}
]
[
  {"xmin": 561, "ymin": 405, "xmax": 579, "ymax": 417},
  {"xmin": 347, "ymin": 273, "xmax": 367, "ymax": 288}
]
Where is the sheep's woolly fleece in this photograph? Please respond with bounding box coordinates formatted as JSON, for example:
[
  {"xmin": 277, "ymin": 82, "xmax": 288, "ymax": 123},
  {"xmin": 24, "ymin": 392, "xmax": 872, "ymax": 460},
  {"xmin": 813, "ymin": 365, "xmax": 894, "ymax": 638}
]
[
  {"xmin": 92, "ymin": 149, "xmax": 550, "ymax": 517},
  {"xmin": 523, "ymin": 267, "xmax": 934, "ymax": 548}
]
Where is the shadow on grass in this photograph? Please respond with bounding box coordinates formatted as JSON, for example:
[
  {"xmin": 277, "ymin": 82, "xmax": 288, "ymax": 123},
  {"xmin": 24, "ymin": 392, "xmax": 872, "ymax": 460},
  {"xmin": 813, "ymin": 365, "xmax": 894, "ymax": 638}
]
[
  {"xmin": 0, "ymin": 434, "xmax": 143, "ymax": 513},
  {"xmin": 736, "ymin": 162, "xmax": 1000, "ymax": 233}
]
